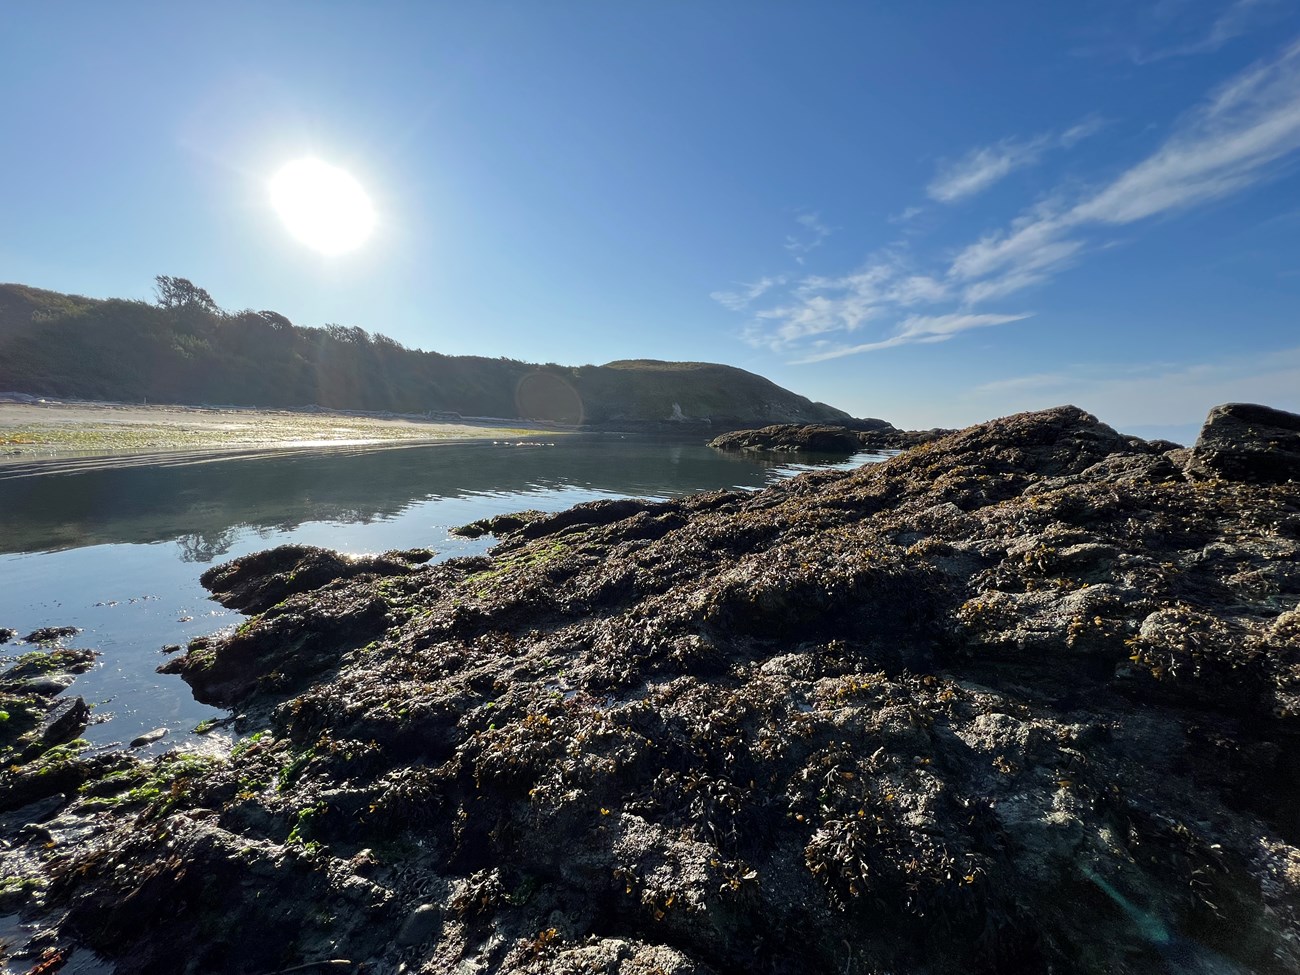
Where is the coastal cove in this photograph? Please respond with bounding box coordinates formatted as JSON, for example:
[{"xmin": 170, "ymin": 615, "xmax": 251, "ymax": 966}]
[{"xmin": 0, "ymin": 437, "xmax": 880, "ymax": 754}]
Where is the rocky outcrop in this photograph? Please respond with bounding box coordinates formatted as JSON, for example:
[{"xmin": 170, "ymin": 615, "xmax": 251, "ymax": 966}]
[
  {"xmin": 708, "ymin": 423, "xmax": 865, "ymax": 453},
  {"xmin": 1186, "ymin": 402, "xmax": 1300, "ymax": 484},
  {"xmin": 6, "ymin": 403, "xmax": 1300, "ymax": 974},
  {"xmin": 0, "ymin": 645, "xmax": 100, "ymax": 815},
  {"xmin": 197, "ymin": 544, "xmax": 434, "ymax": 614},
  {"xmin": 709, "ymin": 421, "xmax": 953, "ymax": 453}
]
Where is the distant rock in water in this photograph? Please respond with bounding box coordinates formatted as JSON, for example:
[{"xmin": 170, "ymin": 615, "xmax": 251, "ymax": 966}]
[
  {"xmin": 710, "ymin": 421, "xmax": 951, "ymax": 453},
  {"xmin": 708, "ymin": 423, "xmax": 865, "ymax": 453},
  {"xmin": 14, "ymin": 401, "xmax": 1300, "ymax": 974},
  {"xmin": 1186, "ymin": 402, "xmax": 1300, "ymax": 484}
]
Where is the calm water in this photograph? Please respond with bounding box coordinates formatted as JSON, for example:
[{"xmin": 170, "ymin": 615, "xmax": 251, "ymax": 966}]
[{"xmin": 0, "ymin": 437, "xmax": 880, "ymax": 751}]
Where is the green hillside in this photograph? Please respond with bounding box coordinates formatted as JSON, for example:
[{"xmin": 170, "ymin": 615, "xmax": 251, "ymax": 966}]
[{"xmin": 0, "ymin": 282, "xmax": 850, "ymax": 427}]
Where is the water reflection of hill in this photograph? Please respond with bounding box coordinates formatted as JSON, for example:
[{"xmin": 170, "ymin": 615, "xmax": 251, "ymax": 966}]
[{"xmin": 0, "ymin": 438, "xmax": 810, "ymax": 557}]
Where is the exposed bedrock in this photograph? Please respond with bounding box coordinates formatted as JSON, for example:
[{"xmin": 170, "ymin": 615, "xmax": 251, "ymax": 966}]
[
  {"xmin": 1186, "ymin": 402, "xmax": 1300, "ymax": 485},
  {"xmin": 6, "ymin": 403, "xmax": 1299, "ymax": 975}
]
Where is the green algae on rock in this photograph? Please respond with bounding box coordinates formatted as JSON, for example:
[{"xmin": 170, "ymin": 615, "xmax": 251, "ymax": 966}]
[{"xmin": 5, "ymin": 403, "xmax": 1300, "ymax": 974}]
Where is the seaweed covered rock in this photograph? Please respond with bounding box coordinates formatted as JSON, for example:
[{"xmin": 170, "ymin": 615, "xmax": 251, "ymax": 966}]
[
  {"xmin": 12, "ymin": 403, "xmax": 1300, "ymax": 975},
  {"xmin": 199, "ymin": 544, "xmax": 433, "ymax": 614}
]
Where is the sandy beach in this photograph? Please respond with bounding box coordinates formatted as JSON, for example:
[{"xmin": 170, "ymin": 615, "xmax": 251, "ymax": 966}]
[{"xmin": 0, "ymin": 400, "xmax": 554, "ymax": 477}]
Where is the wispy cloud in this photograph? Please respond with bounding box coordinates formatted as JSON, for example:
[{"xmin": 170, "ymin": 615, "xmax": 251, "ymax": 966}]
[
  {"xmin": 1137, "ymin": 0, "xmax": 1279, "ymax": 63},
  {"xmin": 709, "ymin": 276, "xmax": 785, "ymax": 312},
  {"xmin": 950, "ymin": 35, "xmax": 1300, "ymax": 302},
  {"xmin": 890, "ymin": 205, "xmax": 926, "ymax": 224},
  {"xmin": 785, "ymin": 211, "xmax": 831, "ymax": 263},
  {"xmin": 721, "ymin": 36, "xmax": 1300, "ymax": 364},
  {"xmin": 794, "ymin": 313, "xmax": 1032, "ymax": 364},
  {"xmin": 927, "ymin": 118, "xmax": 1104, "ymax": 203},
  {"xmin": 741, "ymin": 254, "xmax": 956, "ymax": 355},
  {"xmin": 1074, "ymin": 0, "xmax": 1290, "ymax": 65},
  {"xmin": 1074, "ymin": 37, "xmax": 1300, "ymax": 223}
]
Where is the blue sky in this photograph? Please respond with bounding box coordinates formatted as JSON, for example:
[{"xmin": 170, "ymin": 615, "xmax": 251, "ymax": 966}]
[{"xmin": 5, "ymin": 1, "xmax": 1300, "ymax": 440}]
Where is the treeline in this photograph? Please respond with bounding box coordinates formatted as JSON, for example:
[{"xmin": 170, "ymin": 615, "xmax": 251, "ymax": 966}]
[{"xmin": 0, "ymin": 280, "xmax": 850, "ymax": 426}]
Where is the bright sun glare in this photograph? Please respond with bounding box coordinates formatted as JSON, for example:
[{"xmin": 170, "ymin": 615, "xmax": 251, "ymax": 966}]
[{"xmin": 269, "ymin": 158, "xmax": 375, "ymax": 255}]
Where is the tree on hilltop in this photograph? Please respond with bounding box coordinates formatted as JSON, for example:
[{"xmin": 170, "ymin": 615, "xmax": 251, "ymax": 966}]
[{"xmin": 153, "ymin": 275, "xmax": 217, "ymax": 312}]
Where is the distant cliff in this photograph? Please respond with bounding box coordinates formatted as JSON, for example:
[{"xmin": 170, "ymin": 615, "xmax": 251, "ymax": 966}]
[{"xmin": 0, "ymin": 283, "xmax": 849, "ymax": 428}]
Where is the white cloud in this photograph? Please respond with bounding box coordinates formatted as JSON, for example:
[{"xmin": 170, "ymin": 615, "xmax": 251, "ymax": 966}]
[
  {"xmin": 949, "ymin": 36, "xmax": 1300, "ymax": 298},
  {"xmin": 793, "ymin": 312, "xmax": 1032, "ymax": 364},
  {"xmin": 1073, "ymin": 37, "xmax": 1300, "ymax": 224},
  {"xmin": 928, "ymin": 139, "xmax": 1048, "ymax": 203},
  {"xmin": 927, "ymin": 118, "xmax": 1104, "ymax": 203},
  {"xmin": 1059, "ymin": 116, "xmax": 1107, "ymax": 147},
  {"xmin": 720, "ymin": 36, "xmax": 1300, "ymax": 365}
]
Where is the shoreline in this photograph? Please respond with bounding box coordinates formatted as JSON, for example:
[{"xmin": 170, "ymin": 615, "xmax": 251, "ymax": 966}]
[{"xmin": 0, "ymin": 400, "xmax": 564, "ymax": 478}]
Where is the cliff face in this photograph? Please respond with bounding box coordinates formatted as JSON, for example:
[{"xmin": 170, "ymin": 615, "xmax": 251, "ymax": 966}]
[
  {"xmin": 0, "ymin": 284, "xmax": 849, "ymax": 428},
  {"xmin": 5, "ymin": 404, "xmax": 1300, "ymax": 974}
]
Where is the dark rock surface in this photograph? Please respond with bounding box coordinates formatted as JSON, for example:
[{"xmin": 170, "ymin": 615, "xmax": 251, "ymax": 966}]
[
  {"xmin": 708, "ymin": 423, "xmax": 865, "ymax": 454},
  {"xmin": 1186, "ymin": 402, "xmax": 1300, "ymax": 484},
  {"xmin": 198, "ymin": 544, "xmax": 434, "ymax": 615},
  {"xmin": 0, "ymin": 648, "xmax": 101, "ymax": 816},
  {"xmin": 21, "ymin": 626, "xmax": 80, "ymax": 644},
  {"xmin": 5, "ymin": 403, "xmax": 1300, "ymax": 974},
  {"xmin": 38, "ymin": 696, "xmax": 89, "ymax": 748},
  {"xmin": 710, "ymin": 422, "xmax": 951, "ymax": 454}
]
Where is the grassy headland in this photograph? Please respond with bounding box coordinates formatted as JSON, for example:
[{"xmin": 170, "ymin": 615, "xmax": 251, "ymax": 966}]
[{"xmin": 0, "ymin": 282, "xmax": 850, "ymax": 428}]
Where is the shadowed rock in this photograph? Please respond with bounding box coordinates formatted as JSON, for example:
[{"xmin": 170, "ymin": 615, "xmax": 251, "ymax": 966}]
[{"xmin": 1186, "ymin": 402, "xmax": 1300, "ymax": 484}]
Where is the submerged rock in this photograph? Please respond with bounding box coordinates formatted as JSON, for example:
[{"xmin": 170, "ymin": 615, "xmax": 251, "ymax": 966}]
[{"xmin": 10, "ymin": 402, "xmax": 1300, "ymax": 974}]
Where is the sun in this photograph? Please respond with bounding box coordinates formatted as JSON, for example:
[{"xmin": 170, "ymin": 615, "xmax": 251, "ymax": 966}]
[{"xmin": 269, "ymin": 158, "xmax": 376, "ymax": 255}]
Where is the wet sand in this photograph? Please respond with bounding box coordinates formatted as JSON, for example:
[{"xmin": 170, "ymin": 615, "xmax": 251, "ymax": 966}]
[{"xmin": 0, "ymin": 401, "xmax": 555, "ymax": 477}]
